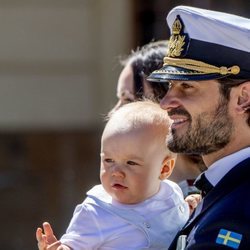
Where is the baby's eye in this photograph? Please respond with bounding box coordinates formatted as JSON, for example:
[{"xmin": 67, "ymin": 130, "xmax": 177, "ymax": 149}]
[
  {"xmin": 127, "ymin": 160, "xmax": 139, "ymax": 166},
  {"xmin": 104, "ymin": 158, "xmax": 114, "ymax": 163}
]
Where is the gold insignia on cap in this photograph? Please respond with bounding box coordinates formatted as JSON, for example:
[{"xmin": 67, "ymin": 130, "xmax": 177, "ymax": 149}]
[
  {"xmin": 168, "ymin": 16, "xmax": 187, "ymax": 58},
  {"xmin": 163, "ymin": 57, "xmax": 240, "ymax": 76},
  {"xmin": 172, "ymin": 17, "xmax": 182, "ymax": 35}
]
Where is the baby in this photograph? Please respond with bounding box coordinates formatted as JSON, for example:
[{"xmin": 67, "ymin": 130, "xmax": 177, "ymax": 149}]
[{"xmin": 36, "ymin": 100, "xmax": 193, "ymax": 249}]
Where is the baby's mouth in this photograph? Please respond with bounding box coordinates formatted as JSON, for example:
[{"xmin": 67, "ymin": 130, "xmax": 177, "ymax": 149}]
[{"xmin": 112, "ymin": 183, "xmax": 127, "ymax": 189}]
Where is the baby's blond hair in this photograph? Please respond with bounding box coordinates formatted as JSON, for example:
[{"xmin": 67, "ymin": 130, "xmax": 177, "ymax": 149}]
[{"xmin": 104, "ymin": 99, "xmax": 175, "ymax": 158}]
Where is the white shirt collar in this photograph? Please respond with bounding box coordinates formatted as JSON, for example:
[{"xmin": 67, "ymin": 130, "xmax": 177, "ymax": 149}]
[{"xmin": 204, "ymin": 147, "xmax": 250, "ymax": 187}]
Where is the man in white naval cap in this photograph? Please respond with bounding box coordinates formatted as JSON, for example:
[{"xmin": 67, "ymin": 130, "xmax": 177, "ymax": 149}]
[{"xmin": 148, "ymin": 5, "xmax": 250, "ymax": 250}]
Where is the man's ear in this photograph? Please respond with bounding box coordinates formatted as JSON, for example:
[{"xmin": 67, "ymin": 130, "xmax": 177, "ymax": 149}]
[
  {"xmin": 159, "ymin": 156, "xmax": 175, "ymax": 180},
  {"xmin": 237, "ymin": 81, "xmax": 250, "ymax": 113}
]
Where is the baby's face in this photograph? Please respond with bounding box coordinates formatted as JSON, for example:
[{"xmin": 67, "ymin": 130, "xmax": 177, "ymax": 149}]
[{"xmin": 100, "ymin": 124, "xmax": 166, "ymax": 204}]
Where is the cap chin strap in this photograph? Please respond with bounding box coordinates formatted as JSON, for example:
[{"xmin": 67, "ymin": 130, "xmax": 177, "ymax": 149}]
[{"xmin": 163, "ymin": 57, "xmax": 240, "ymax": 76}]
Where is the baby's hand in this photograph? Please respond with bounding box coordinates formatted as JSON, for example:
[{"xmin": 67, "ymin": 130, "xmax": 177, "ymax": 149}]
[
  {"xmin": 185, "ymin": 194, "xmax": 202, "ymax": 214},
  {"xmin": 36, "ymin": 222, "xmax": 62, "ymax": 250}
]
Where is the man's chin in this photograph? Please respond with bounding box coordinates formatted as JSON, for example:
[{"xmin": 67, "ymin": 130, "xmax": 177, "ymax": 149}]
[
  {"xmin": 167, "ymin": 138, "xmax": 184, "ymax": 153},
  {"xmin": 171, "ymin": 126, "xmax": 188, "ymax": 137}
]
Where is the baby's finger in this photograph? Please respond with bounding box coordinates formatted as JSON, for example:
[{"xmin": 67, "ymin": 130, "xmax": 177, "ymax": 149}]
[
  {"xmin": 191, "ymin": 194, "xmax": 202, "ymax": 202},
  {"xmin": 36, "ymin": 228, "xmax": 47, "ymax": 250},
  {"xmin": 43, "ymin": 222, "xmax": 53, "ymax": 236},
  {"xmin": 36, "ymin": 227, "xmax": 44, "ymax": 242},
  {"xmin": 43, "ymin": 222, "xmax": 58, "ymax": 244}
]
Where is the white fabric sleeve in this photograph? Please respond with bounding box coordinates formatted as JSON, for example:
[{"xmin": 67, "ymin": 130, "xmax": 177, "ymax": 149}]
[{"xmin": 60, "ymin": 202, "xmax": 105, "ymax": 250}]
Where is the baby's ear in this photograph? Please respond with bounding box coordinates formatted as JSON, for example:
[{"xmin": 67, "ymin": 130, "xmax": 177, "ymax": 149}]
[{"xmin": 159, "ymin": 157, "xmax": 175, "ymax": 180}]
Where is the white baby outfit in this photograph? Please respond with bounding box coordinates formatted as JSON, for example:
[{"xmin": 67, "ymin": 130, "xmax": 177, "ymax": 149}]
[{"xmin": 60, "ymin": 180, "xmax": 189, "ymax": 249}]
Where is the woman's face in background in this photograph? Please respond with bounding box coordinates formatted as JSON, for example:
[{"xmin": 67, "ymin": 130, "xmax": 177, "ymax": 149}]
[{"xmin": 111, "ymin": 63, "xmax": 154, "ymax": 112}]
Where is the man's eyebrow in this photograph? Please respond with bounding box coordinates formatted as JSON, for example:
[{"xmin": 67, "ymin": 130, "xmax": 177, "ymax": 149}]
[{"xmin": 169, "ymin": 80, "xmax": 199, "ymax": 85}]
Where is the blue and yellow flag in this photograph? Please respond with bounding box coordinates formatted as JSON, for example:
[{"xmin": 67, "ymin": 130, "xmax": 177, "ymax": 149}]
[{"xmin": 216, "ymin": 229, "xmax": 242, "ymax": 249}]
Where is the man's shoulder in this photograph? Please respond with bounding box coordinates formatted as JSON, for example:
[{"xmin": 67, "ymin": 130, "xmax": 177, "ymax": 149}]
[{"xmin": 186, "ymin": 182, "xmax": 250, "ymax": 249}]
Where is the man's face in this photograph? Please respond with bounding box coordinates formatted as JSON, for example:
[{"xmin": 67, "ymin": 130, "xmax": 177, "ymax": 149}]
[{"xmin": 160, "ymin": 80, "xmax": 234, "ymax": 155}]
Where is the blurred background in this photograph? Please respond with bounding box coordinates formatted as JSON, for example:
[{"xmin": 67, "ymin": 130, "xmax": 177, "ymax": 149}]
[{"xmin": 0, "ymin": 0, "xmax": 248, "ymax": 249}]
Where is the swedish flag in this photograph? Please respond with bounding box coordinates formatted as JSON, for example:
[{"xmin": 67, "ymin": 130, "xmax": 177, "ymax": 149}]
[{"xmin": 216, "ymin": 229, "xmax": 242, "ymax": 249}]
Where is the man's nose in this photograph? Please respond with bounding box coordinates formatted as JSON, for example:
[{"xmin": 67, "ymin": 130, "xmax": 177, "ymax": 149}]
[{"xmin": 160, "ymin": 89, "xmax": 181, "ymax": 112}]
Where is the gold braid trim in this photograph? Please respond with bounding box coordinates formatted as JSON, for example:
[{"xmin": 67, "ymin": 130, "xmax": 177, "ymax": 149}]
[{"xmin": 163, "ymin": 57, "xmax": 240, "ymax": 75}]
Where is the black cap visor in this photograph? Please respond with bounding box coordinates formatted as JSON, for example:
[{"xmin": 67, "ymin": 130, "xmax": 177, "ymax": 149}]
[{"xmin": 147, "ymin": 65, "xmax": 225, "ymax": 82}]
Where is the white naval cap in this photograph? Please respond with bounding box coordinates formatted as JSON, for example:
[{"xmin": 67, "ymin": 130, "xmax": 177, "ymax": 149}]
[{"xmin": 148, "ymin": 6, "xmax": 250, "ymax": 82}]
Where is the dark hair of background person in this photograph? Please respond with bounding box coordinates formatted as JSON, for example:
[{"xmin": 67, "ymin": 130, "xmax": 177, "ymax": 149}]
[{"xmin": 120, "ymin": 40, "xmax": 169, "ymax": 101}]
